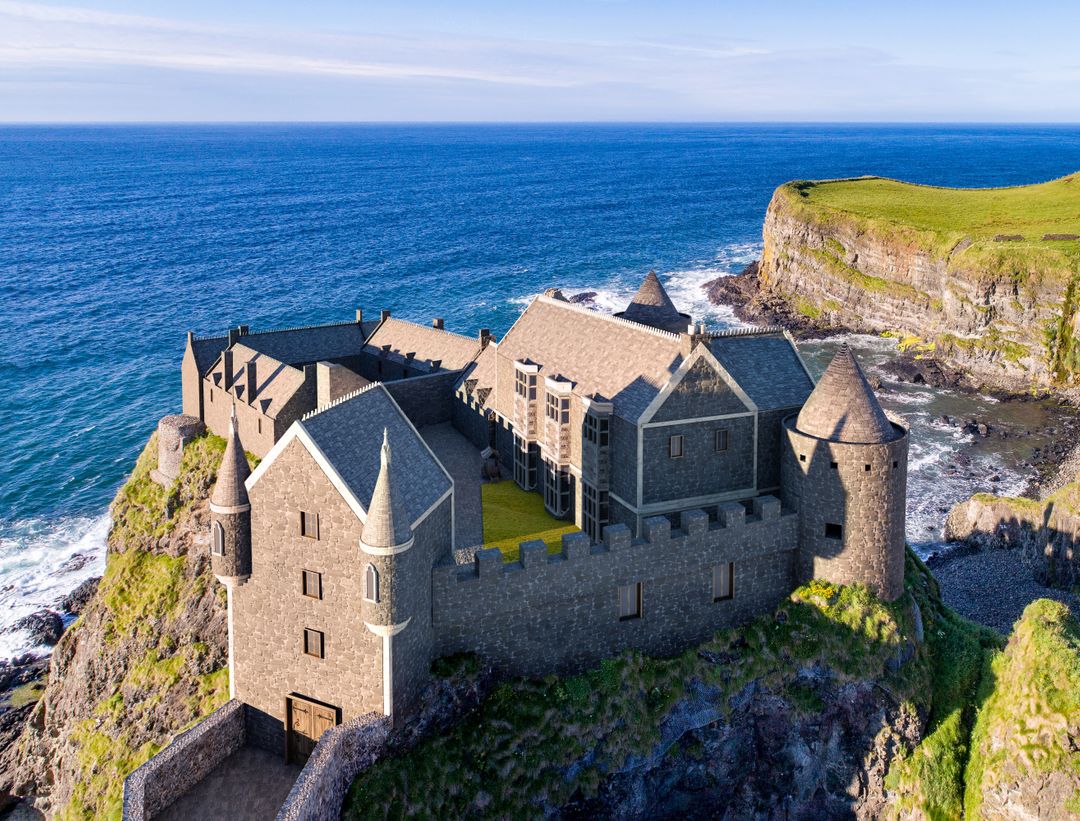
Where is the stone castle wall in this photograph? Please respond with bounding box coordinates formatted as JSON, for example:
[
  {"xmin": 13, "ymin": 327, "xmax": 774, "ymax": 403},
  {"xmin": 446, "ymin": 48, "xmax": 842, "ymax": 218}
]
[
  {"xmin": 782, "ymin": 418, "xmax": 908, "ymax": 601},
  {"xmin": 384, "ymin": 370, "xmax": 463, "ymax": 429},
  {"xmin": 432, "ymin": 498, "xmax": 797, "ymax": 677}
]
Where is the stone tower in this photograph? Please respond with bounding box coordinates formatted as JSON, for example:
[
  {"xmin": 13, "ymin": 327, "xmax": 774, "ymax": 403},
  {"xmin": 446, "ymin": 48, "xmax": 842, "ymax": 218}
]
[
  {"xmin": 614, "ymin": 271, "xmax": 691, "ymax": 333},
  {"xmin": 359, "ymin": 429, "xmax": 417, "ymax": 718},
  {"xmin": 781, "ymin": 344, "xmax": 908, "ymax": 601},
  {"xmin": 209, "ymin": 405, "xmax": 252, "ymax": 697}
]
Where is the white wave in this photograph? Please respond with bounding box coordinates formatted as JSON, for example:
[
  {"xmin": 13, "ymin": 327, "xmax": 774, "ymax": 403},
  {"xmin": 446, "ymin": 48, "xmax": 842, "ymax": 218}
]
[{"xmin": 0, "ymin": 513, "xmax": 109, "ymax": 663}]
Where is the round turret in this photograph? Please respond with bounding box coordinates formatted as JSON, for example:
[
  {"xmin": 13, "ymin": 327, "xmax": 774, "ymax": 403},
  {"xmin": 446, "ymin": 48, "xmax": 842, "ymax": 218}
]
[
  {"xmin": 614, "ymin": 271, "xmax": 691, "ymax": 334},
  {"xmin": 781, "ymin": 344, "xmax": 907, "ymax": 601},
  {"xmin": 359, "ymin": 429, "xmax": 413, "ymax": 635},
  {"xmin": 209, "ymin": 406, "xmax": 252, "ymax": 583},
  {"xmin": 151, "ymin": 414, "xmax": 204, "ymax": 487}
]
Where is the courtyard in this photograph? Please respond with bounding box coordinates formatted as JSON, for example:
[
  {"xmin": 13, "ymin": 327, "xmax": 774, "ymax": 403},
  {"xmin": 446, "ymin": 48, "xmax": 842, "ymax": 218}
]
[{"xmin": 480, "ymin": 480, "xmax": 579, "ymax": 562}]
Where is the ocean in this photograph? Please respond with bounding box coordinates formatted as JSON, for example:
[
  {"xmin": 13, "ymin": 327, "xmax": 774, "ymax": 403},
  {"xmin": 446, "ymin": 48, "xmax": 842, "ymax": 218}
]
[{"xmin": 2, "ymin": 123, "xmax": 1080, "ymax": 661}]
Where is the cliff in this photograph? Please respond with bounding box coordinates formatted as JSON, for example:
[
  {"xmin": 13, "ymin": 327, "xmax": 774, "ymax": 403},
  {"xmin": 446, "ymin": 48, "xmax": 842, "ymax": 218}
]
[
  {"xmin": 344, "ymin": 552, "xmax": 1012, "ymax": 820},
  {"xmin": 757, "ymin": 174, "xmax": 1080, "ymax": 392},
  {"xmin": 0, "ymin": 432, "xmax": 238, "ymax": 818}
]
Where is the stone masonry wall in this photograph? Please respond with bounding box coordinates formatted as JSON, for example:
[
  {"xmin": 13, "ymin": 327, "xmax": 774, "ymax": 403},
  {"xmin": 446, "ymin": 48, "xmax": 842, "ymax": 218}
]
[
  {"xmin": 384, "ymin": 371, "xmax": 462, "ymax": 429},
  {"xmin": 641, "ymin": 415, "xmax": 755, "ymax": 505},
  {"xmin": 433, "ymin": 499, "xmax": 797, "ymax": 677},
  {"xmin": 237, "ymin": 438, "xmax": 383, "ymax": 752},
  {"xmin": 122, "ymin": 699, "xmax": 245, "ymax": 821}
]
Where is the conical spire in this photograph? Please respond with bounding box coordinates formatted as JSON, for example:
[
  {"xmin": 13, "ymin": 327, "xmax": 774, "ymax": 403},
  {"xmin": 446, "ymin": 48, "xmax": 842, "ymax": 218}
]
[
  {"xmin": 796, "ymin": 344, "xmax": 897, "ymax": 443},
  {"xmin": 210, "ymin": 405, "xmax": 251, "ymax": 509},
  {"xmin": 361, "ymin": 429, "xmax": 413, "ymax": 549},
  {"xmin": 616, "ymin": 271, "xmax": 690, "ymax": 333}
]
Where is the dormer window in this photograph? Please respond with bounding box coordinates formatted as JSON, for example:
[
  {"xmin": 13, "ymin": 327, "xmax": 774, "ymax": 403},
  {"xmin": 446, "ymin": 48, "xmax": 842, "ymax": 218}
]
[
  {"xmin": 515, "ymin": 370, "xmax": 537, "ymax": 399},
  {"xmin": 211, "ymin": 521, "xmax": 225, "ymax": 556},
  {"xmin": 545, "ymin": 393, "xmax": 569, "ymax": 423},
  {"xmin": 364, "ymin": 564, "xmax": 380, "ymax": 603}
]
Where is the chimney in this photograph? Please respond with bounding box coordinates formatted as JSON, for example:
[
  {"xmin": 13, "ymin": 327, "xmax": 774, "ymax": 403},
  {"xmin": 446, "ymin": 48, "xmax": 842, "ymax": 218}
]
[
  {"xmin": 479, "ymin": 328, "xmax": 492, "ymax": 348},
  {"xmin": 222, "ymin": 350, "xmax": 234, "ymax": 390},
  {"xmin": 228, "ymin": 328, "xmax": 240, "ymax": 347},
  {"xmin": 355, "ymin": 308, "xmax": 364, "ymax": 324},
  {"xmin": 432, "ymin": 317, "xmax": 444, "ymax": 330},
  {"xmin": 246, "ymin": 360, "xmax": 257, "ymax": 404},
  {"xmin": 380, "ymin": 310, "xmax": 391, "ymax": 322},
  {"xmin": 303, "ymin": 363, "xmax": 317, "ymax": 388},
  {"xmin": 237, "ymin": 325, "xmax": 250, "ymax": 337}
]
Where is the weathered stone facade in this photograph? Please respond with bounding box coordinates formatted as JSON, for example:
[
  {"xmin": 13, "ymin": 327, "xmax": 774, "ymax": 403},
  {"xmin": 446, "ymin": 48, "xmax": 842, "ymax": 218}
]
[{"xmin": 150, "ymin": 414, "xmax": 204, "ymax": 486}]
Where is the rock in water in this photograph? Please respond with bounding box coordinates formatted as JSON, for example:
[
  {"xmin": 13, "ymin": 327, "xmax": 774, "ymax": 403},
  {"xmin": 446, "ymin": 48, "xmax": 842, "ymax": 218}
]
[
  {"xmin": 8, "ymin": 611, "xmax": 64, "ymax": 647},
  {"xmin": 60, "ymin": 578, "xmax": 100, "ymax": 617}
]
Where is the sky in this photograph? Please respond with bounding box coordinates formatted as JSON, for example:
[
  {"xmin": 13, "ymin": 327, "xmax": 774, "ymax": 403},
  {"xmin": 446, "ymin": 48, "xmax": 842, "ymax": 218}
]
[{"xmin": 2, "ymin": 0, "xmax": 1080, "ymax": 122}]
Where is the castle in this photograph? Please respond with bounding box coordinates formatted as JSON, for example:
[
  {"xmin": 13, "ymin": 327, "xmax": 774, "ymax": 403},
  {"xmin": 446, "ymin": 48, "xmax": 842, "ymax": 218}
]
[{"xmin": 166, "ymin": 272, "xmax": 909, "ymax": 767}]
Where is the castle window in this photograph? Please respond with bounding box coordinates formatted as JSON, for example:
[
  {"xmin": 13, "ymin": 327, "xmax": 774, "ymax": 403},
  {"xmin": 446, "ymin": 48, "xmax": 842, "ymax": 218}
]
[
  {"xmin": 825, "ymin": 523, "xmax": 843, "ymax": 539},
  {"xmin": 364, "ymin": 564, "xmax": 380, "ymax": 603},
  {"xmin": 712, "ymin": 562, "xmax": 734, "ymax": 601},
  {"xmin": 544, "ymin": 462, "xmax": 572, "ymax": 517},
  {"xmin": 303, "ymin": 628, "xmax": 325, "ymax": 659},
  {"xmin": 209, "ymin": 389, "xmax": 214, "ymax": 403},
  {"xmin": 617, "ymin": 582, "xmax": 642, "ymax": 621},
  {"xmin": 513, "ymin": 435, "xmax": 538, "ymax": 490},
  {"xmin": 211, "ymin": 521, "xmax": 225, "ymax": 556},
  {"xmin": 300, "ymin": 511, "xmax": 319, "ymax": 539},
  {"xmin": 893, "ymin": 460, "xmax": 899, "ymax": 469},
  {"xmin": 864, "ymin": 464, "xmax": 871, "ymax": 472},
  {"xmin": 669, "ymin": 434, "xmax": 684, "ymax": 459},
  {"xmin": 799, "ymin": 453, "xmax": 806, "ymax": 463},
  {"xmin": 258, "ymin": 417, "xmax": 262, "ymax": 435},
  {"xmin": 584, "ymin": 413, "xmax": 609, "ymax": 446},
  {"xmin": 515, "ymin": 370, "xmax": 536, "ymax": 400},
  {"xmin": 546, "ymin": 394, "xmax": 569, "ymax": 423},
  {"xmin": 829, "ymin": 461, "xmax": 838, "ymax": 470},
  {"xmin": 302, "ymin": 570, "xmax": 322, "ymax": 600},
  {"xmin": 715, "ymin": 429, "xmax": 729, "ymax": 453},
  {"xmin": 581, "ymin": 482, "xmax": 609, "ymax": 542}
]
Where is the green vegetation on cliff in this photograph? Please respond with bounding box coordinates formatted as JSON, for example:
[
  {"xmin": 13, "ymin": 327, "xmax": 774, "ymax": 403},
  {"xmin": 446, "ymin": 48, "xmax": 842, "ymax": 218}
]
[{"xmin": 344, "ymin": 551, "xmax": 1008, "ymax": 820}]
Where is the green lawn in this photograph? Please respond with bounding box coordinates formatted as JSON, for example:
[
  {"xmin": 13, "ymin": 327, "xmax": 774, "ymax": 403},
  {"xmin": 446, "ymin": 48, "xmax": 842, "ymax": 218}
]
[
  {"xmin": 481, "ymin": 480, "xmax": 579, "ymax": 563},
  {"xmin": 789, "ymin": 173, "xmax": 1080, "ymax": 240}
]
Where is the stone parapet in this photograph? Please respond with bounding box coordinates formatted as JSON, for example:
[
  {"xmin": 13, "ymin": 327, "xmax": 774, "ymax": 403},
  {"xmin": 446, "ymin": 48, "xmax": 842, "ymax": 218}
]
[{"xmin": 121, "ymin": 699, "xmax": 245, "ymax": 821}]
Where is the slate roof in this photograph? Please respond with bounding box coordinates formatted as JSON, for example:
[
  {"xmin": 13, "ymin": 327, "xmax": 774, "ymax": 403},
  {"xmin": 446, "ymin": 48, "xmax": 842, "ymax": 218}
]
[
  {"xmin": 707, "ymin": 332, "xmax": 815, "ymax": 411},
  {"xmin": 455, "ymin": 342, "xmax": 498, "ymax": 410},
  {"xmin": 495, "ymin": 295, "xmax": 685, "ymax": 422},
  {"xmin": 299, "ymin": 385, "xmax": 452, "ymax": 525},
  {"xmin": 191, "ymin": 335, "xmax": 229, "ymax": 376},
  {"xmin": 365, "ymin": 318, "xmax": 480, "ymax": 372},
  {"xmin": 361, "ymin": 429, "xmax": 413, "ymax": 548},
  {"xmin": 614, "ymin": 271, "xmax": 690, "ymax": 333},
  {"xmin": 207, "ymin": 344, "xmax": 306, "ymax": 419},
  {"xmin": 211, "ymin": 408, "xmax": 251, "ymax": 509},
  {"xmin": 238, "ymin": 321, "xmax": 368, "ymax": 366},
  {"xmin": 796, "ymin": 344, "xmax": 899, "ymax": 443}
]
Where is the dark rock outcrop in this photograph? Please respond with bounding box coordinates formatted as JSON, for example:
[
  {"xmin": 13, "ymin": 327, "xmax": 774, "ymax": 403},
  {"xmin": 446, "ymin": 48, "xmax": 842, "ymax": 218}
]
[{"xmin": 8, "ymin": 611, "xmax": 64, "ymax": 648}]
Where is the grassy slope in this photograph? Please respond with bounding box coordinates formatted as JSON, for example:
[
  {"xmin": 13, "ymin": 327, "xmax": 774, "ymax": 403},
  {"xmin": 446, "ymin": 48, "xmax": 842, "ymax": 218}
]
[
  {"xmin": 965, "ymin": 599, "xmax": 1080, "ymax": 817},
  {"xmin": 344, "ymin": 551, "xmax": 1008, "ymax": 820},
  {"xmin": 51, "ymin": 433, "xmax": 249, "ymax": 819},
  {"xmin": 480, "ymin": 480, "xmax": 579, "ymax": 562}
]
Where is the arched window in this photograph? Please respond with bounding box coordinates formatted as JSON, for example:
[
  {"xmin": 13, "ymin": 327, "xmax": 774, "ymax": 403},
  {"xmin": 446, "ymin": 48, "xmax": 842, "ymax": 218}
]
[
  {"xmin": 211, "ymin": 521, "xmax": 225, "ymax": 556},
  {"xmin": 364, "ymin": 564, "xmax": 380, "ymax": 603}
]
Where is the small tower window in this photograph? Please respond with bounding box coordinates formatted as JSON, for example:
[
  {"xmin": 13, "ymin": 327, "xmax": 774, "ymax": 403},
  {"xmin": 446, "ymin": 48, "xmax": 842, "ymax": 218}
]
[
  {"xmin": 364, "ymin": 564, "xmax": 380, "ymax": 603},
  {"xmin": 893, "ymin": 460, "xmax": 899, "ymax": 469},
  {"xmin": 829, "ymin": 461, "xmax": 838, "ymax": 470},
  {"xmin": 300, "ymin": 511, "xmax": 319, "ymax": 539},
  {"xmin": 669, "ymin": 435, "xmax": 684, "ymax": 459},
  {"xmin": 864, "ymin": 464, "xmax": 871, "ymax": 472},
  {"xmin": 211, "ymin": 521, "xmax": 225, "ymax": 557},
  {"xmin": 799, "ymin": 453, "xmax": 806, "ymax": 463},
  {"xmin": 715, "ymin": 429, "xmax": 729, "ymax": 453},
  {"xmin": 302, "ymin": 570, "xmax": 322, "ymax": 600},
  {"xmin": 712, "ymin": 562, "xmax": 734, "ymax": 601},
  {"xmin": 825, "ymin": 523, "xmax": 843, "ymax": 539},
  {"xmin": 303, "ymin": 628, "xmax": 325, "ymax": 659},
  {"xmin": 618, "ymin": 582, "xmax": 642, "ymax": 621}
]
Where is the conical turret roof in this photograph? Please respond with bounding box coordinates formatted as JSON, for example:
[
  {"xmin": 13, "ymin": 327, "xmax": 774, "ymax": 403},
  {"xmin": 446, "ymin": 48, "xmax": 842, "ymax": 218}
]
[
  {"xmin": 210, "ymin": 406, "xmax": 251, "ymax": 509},
  {"xmin": 361, "ymin": 429, "xmax": 413, "ymax": 549},
  {"xmin": 616, "ymin": 271, "xmax": 689, "ymax": 333},
  {"xmin": 796, "ymin": 344, "xmax": 897, "ymax": 443}
]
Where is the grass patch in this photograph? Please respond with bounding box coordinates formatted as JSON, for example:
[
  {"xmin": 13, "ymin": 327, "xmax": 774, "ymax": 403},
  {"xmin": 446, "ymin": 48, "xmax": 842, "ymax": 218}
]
[
  {"xmin": 5, "ymin": 679, "xmax": 46, "ymax": 709},
  {"xmin": 481, "ymin": 480, "xmax": 579, "ymax": 562}
]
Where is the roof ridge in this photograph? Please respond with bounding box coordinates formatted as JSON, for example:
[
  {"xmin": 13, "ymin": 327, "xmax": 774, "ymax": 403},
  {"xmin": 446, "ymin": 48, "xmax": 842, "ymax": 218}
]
[
  {"xmin": 704, "ymin": 325, "xmax": 787, "ymax": 338},
  {"xmin": 373, "ymin": 316, "xmax": 478, "ymax": 344},
  {"xmin": 536, "ymin": 294, "xmax": 682, "ymax": 341},
  {"xmin": 301, "ymin": 381, "xmax": 384, "ymax": 421},
  {"xmin": 241, "ymin": 319, "xmax": 362, "ymax": 337},
  {"xmin": 190, "ymin": 332, "xmax": 229, "ymax": 343}
]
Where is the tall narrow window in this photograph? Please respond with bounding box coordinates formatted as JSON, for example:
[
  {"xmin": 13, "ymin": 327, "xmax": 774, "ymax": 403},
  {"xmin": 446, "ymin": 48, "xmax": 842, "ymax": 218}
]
[
  {"xmin": 582, "ymin": 483, "xmax": 610, "ymax": 543},
  {"xmin": 669, "ymin": 434, "xmax": 684, "ymax": 458},
  {"xmin": 825, "ymin": 523, "xmax": 843, "ymax": 539},
  {"xmin": 364, "ymin": 564, "xmax": 380, "ymax": 603},
  {"xmin": 618, "ymin": 583, "xmax": 642, "ymax": 621},
  {"xmin": 715, "ymin": 429, "xmax": 729, "ymax": 453},
  {"xmin": 209, "ymin": 389, "xmax": 214, "ymax": 403},
  {"xmin": 515, "ymin": 370, "xmax": 536, "ymax": 399},
  {"xmin": 598, "ymin": 417, "xmax": 609, "ymax": 447},
  {"xmin": 712, "ymin": 562, "xmax": 734, "ymax": 601},
  {"xmin": 257, "ymin": 417, "xmax": 262, "ymax": 435},
  {"xmin": 300, "ymin": 511, "xmax": 319, "ymax": 539},
  {"xmin": 302, "ymin": 570, "xmax": 322, "ymax": 600},
  {"xmin": 303, "ymin": 628, "xmax": 325, "ymax": 659},
  {"xmin": 211, "ymin": 521, "xmax": 225, "ymax": 556}
]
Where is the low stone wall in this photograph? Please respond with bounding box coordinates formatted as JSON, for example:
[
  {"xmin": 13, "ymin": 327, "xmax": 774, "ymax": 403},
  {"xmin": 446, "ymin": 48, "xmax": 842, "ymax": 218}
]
[
  {"xmin": 122, "ymin": 699, "xmax": 245, "ymax": 820},
  {"xmin": 275, "ymin": 713, "xmax": 391, "ymax": 821}
]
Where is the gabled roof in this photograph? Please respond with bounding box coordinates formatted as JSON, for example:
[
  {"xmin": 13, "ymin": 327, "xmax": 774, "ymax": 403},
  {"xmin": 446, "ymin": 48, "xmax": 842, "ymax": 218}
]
[
  {"xmin": 455, "ymin": 342, "xmax": 498, "ymax": 410},
  {"xmin": 796, "ymin": 343, "xmax": 898, "ymax": 443},
  {"xmin": 365, "ymin": 318, "xmax": 480, "ymax": 372},
  {"xmin": 207, "ymin": 344, "xmax": 306, "ymax": 419},
  {"xmin": 237, "ymin": 321, "xmax": 368, "ymax": 366},
  {"xmin": 495, "ymin": 295, "xmax": 685, "ymax": 421},
  {"xmin": 247, "ymin": 384, "xmax": 452, "ymax": 528},
  {"xmin": 707, "ymin": 331, "xmax": 815, "ymax": 411},
  {"xmin": 614, "ymin": 271, "xmax": 690, "ymax": 334},
  {"xmin": 190, "ymin": 335, "xmax": 229, "ymax": 376}
]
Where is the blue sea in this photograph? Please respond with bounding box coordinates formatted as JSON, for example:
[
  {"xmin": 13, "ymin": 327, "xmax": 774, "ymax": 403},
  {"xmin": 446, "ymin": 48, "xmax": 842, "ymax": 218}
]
[{"xmin": 2, "ymin": 123, "xmax": 1080, "ymax": 659}]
